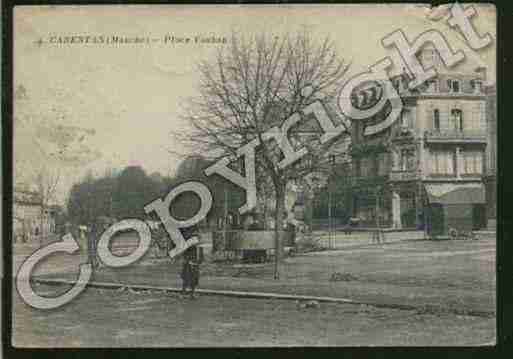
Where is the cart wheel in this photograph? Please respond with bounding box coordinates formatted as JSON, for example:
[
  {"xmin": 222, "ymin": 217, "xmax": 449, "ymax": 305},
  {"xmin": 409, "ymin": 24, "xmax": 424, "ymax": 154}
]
[{"xmin": 449, "ymin": 228, "xmax": 458, "ymax": 240}]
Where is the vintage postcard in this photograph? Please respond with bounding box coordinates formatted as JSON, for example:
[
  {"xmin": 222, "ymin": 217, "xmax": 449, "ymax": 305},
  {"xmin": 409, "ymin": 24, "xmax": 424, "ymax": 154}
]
[{"xmin": 10, "ymin": 3, "xmax": 496, "ymax": 347}]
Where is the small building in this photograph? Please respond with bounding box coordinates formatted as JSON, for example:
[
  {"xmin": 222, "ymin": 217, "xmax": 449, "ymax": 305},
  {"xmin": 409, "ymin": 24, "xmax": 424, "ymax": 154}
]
[{"xmin": 13, "ymin": 184, "xmax": 56, "ymax": 242}]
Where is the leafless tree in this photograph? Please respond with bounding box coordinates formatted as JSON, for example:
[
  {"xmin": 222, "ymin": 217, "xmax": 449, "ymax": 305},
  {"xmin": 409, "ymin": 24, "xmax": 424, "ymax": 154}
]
[
  {"xmin": 14, "ymin": 84, "xmax": 101, "ymax": 240},
  {"xmin": 175, "ymin": 31, "xmax": 349, "ymax": 277},
  {"xmin": 35, "ymin": 167, "xmax": 61, "ymax": 238}
]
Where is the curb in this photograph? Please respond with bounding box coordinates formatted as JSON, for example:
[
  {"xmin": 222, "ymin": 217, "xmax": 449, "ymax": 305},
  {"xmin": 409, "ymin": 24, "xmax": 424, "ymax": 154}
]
[
  {"xmin": 34, "ymin": 277, "xmax": 356, "ymax": 304},
  {"xmin": 297, "ymin": 238, "xmax": 426, "ymax": 256},
  {"xmin": 33, "ymin": 278, "xmax": 495, "ymax": 318}
]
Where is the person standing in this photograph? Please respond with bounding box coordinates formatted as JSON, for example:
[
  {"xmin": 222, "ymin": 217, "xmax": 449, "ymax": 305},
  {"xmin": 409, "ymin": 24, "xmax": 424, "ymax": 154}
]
[
  {"xmin": 180, "ymin": 247, "xmax": 200, "ymax": 299},
  {"xmin": 87, "ymin": 221, "xmax": 99, "ymax": 269}
]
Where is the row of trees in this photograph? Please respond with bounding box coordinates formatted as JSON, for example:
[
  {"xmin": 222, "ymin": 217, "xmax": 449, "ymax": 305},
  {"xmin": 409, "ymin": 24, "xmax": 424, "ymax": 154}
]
[
  {"xmin": 66, "ymin": 158, "xmax": 247, "ymax": 227},
  {"xmin": 67, "ymin": 166, "xmax": 169, "ymax": 225}
]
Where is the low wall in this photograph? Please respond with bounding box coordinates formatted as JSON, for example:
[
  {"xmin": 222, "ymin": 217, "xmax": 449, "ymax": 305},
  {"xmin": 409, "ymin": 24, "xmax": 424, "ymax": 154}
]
[
  {"xmin": 316, "ymin": 230, "xmax": 426, "ymax": 249},
  {"xmin": 209, "ymin": 230, "xmax": 292, "ymax": 251}
]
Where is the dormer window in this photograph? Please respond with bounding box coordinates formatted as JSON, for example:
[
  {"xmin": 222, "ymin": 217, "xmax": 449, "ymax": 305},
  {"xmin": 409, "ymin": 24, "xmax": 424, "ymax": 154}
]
[
  {"xmin": 447, "ymin": 79, "xmax": 460, "ymax": 93},
  {"xmin": 426, "ymin": 80, "xmax": 438, "ymax": 93},
  {"xmin": 470, "ymin": 79, "xmax": 483, "ymax": 93}
]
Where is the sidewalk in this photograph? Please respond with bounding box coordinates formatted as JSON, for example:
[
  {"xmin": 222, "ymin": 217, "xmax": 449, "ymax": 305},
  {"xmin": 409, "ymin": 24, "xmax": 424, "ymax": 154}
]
[{"xmin": 33, "ymin": 239, "xmax": 496, "ymax": 316}]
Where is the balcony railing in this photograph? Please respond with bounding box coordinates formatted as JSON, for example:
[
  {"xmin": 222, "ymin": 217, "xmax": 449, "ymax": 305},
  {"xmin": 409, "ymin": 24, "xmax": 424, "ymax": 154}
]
[
  {"xmin": 424, "ymin": 129, "xmax": 487, "ymax": 143},
  {"xmin": 388, "ymin": 170, "xmax": 419, "ymax": 182},
  {"xmin": 350, "ymin": 175, "xmax": 388, "ymax": 186}
]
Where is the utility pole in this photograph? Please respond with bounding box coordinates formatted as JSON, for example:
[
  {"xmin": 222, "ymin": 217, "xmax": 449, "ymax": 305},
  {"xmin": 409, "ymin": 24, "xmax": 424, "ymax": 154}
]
[
  {"xmin": 39, "ymin": 203, "xmax": 44, "ymax": 247},
  {"xmin": 223, "ymin": 183, "xmax": 228, "ymax": 250},
  {"xmin": 375, "ymin": 186, "xmax": 382, "ymax": 242},
  {"xmin": 328, "ymin": 181, "xmax": 332, "ymax": 249},
  {"xmin": 328, "ymin": 156, "xmax": 335, "ymax": 249},
  {"xmin": 274, "ymin": 230, "xmax": 279, "ymax": 280}
]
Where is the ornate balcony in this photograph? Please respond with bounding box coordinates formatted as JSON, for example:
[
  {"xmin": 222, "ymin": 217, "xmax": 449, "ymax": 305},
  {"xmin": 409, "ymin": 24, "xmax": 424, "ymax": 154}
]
[
  {"xmin": 424, "ymin": 130, "xmax": 487, "ymax": 144},
  {"xmin": 350, "ymin": 175, "xmax": 388, "ymax": 187},
  {"xmin": 388, "ymin": 170, "xmax": 419, "ymax": 182}
]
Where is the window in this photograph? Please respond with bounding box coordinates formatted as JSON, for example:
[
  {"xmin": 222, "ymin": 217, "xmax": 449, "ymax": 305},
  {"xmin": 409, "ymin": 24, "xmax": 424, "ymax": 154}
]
[
  {"xmin": 377, "ymin": 153, "xmax": 389, "ymax": 176},
  {"xmin": 400, "ymin": 149, "xmax": 415, "ymax": 171},
  {"xmin": 393, "ymin": 78, "xmax": 401, "ymax": 92},
  {"xmin": 453, "ymin": 81, "xmax": 460, "ymax": 93},
  {"xmin": 470, "ymin": 79, "xmax": 482, "ymax": 93},
  {"xmin": 426, "ymin": 80, "xmax": 438, "ymax": 93},
  {"xmin": 431, "ymin": 150, "xmax": 455, "ymax": 175},
  {"xmin": 433, "ymin": 109, "xmax": 440, "ymax": 131},
  {"xmin": 360, "ymin": 157, "xmax": 374, "ymax": 177},
  {"xmin": 451, "ymin": 109, "xmax": 463, "ymax": 131},
  {"xmin": 401, "ymin": 109, "xmax": 411, "ymax": 128},
  {"xmin": 447, "ymin": 79, "xmax": 460, "ymax": 93},
  {"xmin": 462, "ymin": 151, "xmax": 483, "ymax": 175},
  {"xmin": 354, "ymin": 159, "xmax": 361, "ymax": 177}
]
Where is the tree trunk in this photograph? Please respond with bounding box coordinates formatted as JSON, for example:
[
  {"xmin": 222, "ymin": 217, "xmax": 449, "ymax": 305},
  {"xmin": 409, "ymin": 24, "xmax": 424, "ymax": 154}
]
[
  {"xmin": 40, "ymin": 207, "xmax": 44, "ymax": 245},
  {"xmin": 273, "ymin": 184, "xmax": 286, "ymax": 280}
]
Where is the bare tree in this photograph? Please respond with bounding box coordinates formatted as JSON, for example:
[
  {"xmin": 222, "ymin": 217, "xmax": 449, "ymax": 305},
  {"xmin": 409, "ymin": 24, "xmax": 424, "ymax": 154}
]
[
  {"xmin": 14, "ymin": 84, "xmax": 101, "ymax": 241},
  {"xmin": 35, "ymin": 167, "xmax": 61, "ymax": 239},
  {"xmin": 175, "ymin": 31, "xmax": 349, "ymax": 278}
]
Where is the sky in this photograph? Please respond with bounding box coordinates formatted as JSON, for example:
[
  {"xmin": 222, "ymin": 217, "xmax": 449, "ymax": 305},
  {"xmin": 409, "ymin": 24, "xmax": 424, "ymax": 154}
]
[{"xmin": 13, "ymin": 4, "xmax": 497, "ymax": 204}]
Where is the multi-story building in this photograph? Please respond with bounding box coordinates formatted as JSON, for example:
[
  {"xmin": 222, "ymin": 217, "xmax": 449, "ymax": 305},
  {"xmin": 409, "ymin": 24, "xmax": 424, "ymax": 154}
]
[
  {"xmin": 349, "ymin": 46, "xmax": 489, "ymax": 235},
  {"xmin": 484, "ymin": 84, "xmax": 496, "ymax": 229}
]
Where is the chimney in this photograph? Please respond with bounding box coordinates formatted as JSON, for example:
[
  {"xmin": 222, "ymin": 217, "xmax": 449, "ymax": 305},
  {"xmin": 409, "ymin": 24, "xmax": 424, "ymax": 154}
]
[{"xmin": 475, "ymin": 66, "xmax": 487, "ymax": 82}]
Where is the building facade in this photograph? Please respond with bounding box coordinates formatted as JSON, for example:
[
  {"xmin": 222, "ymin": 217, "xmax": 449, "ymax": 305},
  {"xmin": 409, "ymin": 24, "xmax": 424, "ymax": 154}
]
[
  {"xmin": 348, "ymin": 47, "xmax": 489, "ymax": 234},
  {"xmin": 484, "ymin": 84, "xmax": 496, "ymax": 229},
  {"xmin": 13, "ymin": 184, "xmax": 56, "ymax": 242}
]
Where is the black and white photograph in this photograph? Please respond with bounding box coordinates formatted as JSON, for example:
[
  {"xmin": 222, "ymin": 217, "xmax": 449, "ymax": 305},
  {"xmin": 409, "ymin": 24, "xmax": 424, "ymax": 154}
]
[{"xmin": 7, "ymin": 3, "xmax": 498, "ymax": 347}]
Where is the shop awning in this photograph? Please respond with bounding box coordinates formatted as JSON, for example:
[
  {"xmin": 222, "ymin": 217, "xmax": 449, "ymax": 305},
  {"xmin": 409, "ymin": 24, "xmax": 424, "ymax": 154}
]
[{"xmin": 425, "ymin": 183, "xmax": 485, "ymax": 205}]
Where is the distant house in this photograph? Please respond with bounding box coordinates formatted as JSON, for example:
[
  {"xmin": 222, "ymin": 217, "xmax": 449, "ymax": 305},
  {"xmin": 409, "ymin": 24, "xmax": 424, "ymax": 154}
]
[{"xmin": 13, "ymin": 184, "xmax": 56, "ymax": 242}]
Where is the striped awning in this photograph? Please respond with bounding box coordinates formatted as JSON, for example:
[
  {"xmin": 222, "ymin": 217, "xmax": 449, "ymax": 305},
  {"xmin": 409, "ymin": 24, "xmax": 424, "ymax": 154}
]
[{"xmin": 425, "ymin": 183, "xmax": 485, "ymax": 205}]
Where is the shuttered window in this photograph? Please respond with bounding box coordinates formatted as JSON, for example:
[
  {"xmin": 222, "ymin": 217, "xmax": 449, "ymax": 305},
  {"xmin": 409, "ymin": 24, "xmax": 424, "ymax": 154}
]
[{"xmin": 433, "ymin": 109, "xmax": 440, "ymax": 130}]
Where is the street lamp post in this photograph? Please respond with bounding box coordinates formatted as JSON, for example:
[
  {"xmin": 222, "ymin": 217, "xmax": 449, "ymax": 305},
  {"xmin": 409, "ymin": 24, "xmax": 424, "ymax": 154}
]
[
  {"xmin": 223, "ymin": 183, "xmax": 228, "ymax": 256},
  {"xmin": 328, "ymin": 186, "xmax": 332, "ymax": 249}
]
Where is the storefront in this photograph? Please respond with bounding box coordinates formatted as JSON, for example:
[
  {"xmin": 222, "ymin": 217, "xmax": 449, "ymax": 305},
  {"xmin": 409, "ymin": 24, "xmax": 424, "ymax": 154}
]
[{"xmin": 425, "ymin": 183, "xmax": 486, "ymax": 237}]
